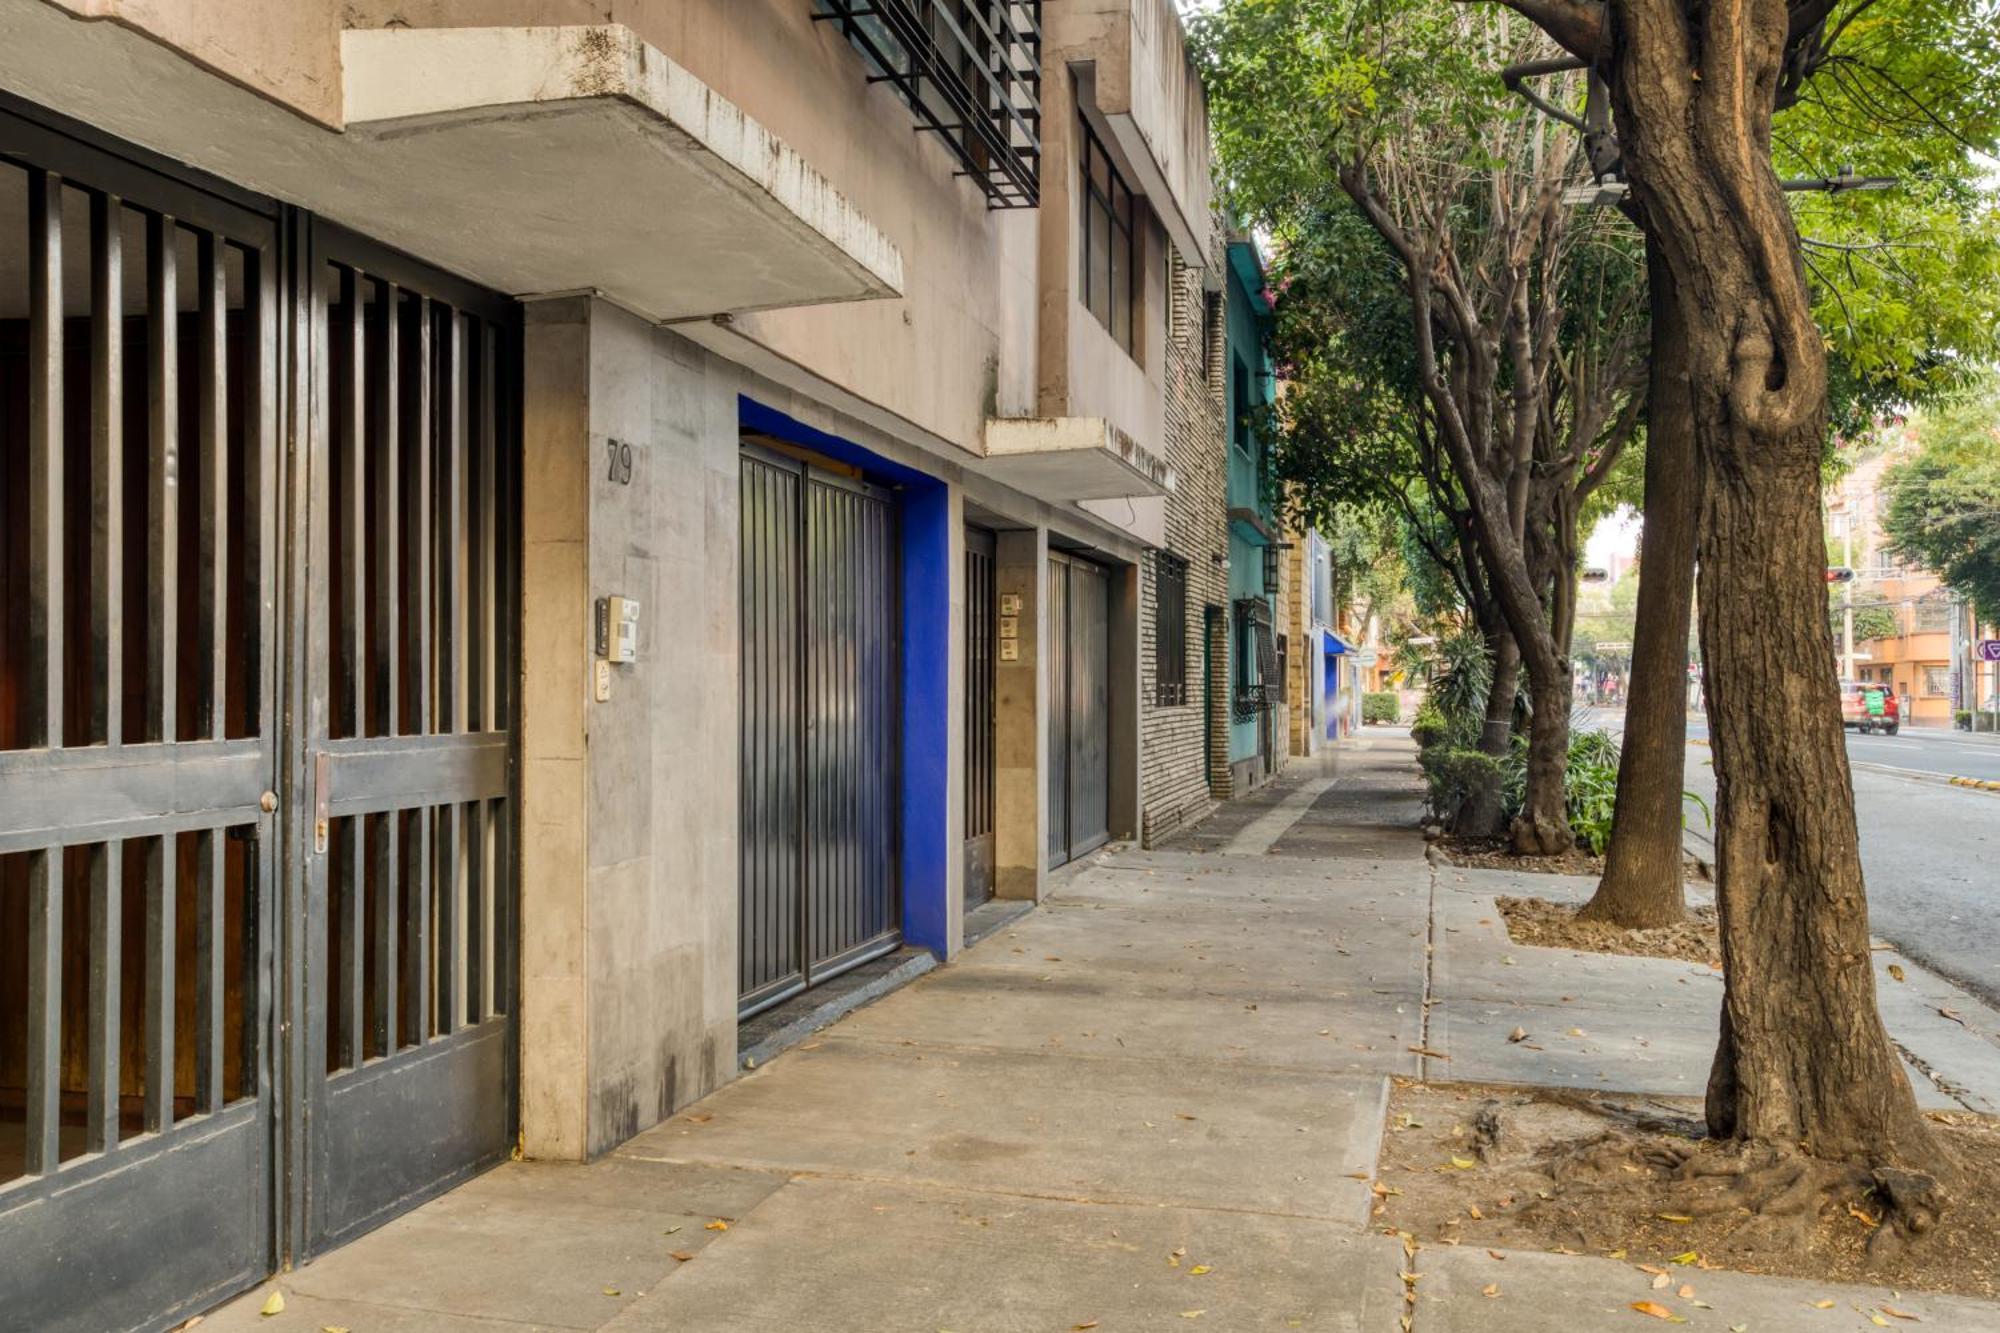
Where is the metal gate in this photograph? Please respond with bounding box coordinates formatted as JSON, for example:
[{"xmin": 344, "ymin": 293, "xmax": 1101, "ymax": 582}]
[
  {"xmin": 0, "ymin": 104, "xmax": 519, "ymax": 1331},
  {"xmin": 739, "ymin": 445, "xmax": 899, "ymax": 1016},
  {"xmin": 1046, "ymin": 552, "xmax": 1109, "ymax": 867},
  {"xmin": 963, "ymin": 526, "xmax": 996, "ymax": 909},
  {"xmin": 0, "ymin": 110, "xmax": 280, "ymax": 1331},
  {"xmin": 299, "ymin": 222, "xmax": 519, "ymax": 1255}
]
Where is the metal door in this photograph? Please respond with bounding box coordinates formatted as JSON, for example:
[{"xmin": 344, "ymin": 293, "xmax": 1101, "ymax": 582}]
[
  {"xmin": 299, "ymin": 222, "xmax": 518, "ymax": 1256},
  {"xmin": 1045, "ymin": 552, "xmax": 1109, "ymax": 867},
  {"xmin": 0, "ymin": 113, "xmax": 281, "ymax": 1332},
  {"xmin": 963, "ymin": 526, "xmax": 996, "ymax": 909},
  {"xmin": 739, "ymin": 446, "xmax": 899, "ymax": 1016}
]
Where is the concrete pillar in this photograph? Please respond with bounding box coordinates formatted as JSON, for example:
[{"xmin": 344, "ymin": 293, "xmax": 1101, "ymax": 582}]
[
  {"xmin": 994, "ymin": 527, "xmax": 1048, "ymax": 900},
  {"xmin": 518, "ymin": 297, "xmax": 592, "ymax": 1162}
]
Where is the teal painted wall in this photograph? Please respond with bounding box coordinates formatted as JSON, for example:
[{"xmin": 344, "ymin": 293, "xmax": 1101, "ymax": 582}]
[{"xmin": 1224, "ymin": 239, "xmax": 1276, "ymax": 768}]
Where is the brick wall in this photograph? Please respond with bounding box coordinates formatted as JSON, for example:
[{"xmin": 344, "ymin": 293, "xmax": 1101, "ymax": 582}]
[{"xmin": 1141, "ymin": 229, "xmax": 1229, "ymax": 845}]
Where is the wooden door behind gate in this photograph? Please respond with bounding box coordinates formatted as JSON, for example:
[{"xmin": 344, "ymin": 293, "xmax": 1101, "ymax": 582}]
[
  {"xmin": 0, "ymin": 113, "xmax": 280, "ymax": 1333},
  {"xmin": 301, "ymin": 223, "xmax": 519, "ymax": 1255}
]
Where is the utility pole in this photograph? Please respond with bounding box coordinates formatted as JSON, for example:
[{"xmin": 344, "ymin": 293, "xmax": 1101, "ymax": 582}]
[{"xmin": 1840, "ymin": 484, "xmax": 1855, "ymax": 681}]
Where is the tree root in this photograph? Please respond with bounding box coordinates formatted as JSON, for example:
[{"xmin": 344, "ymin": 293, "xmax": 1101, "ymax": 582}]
[{"xmin": 1510, "ymin": 1116, "xmax": 1950, "ymax": 1268}]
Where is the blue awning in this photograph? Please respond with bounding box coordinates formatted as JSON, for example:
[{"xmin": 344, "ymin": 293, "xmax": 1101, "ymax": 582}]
[{"xmin": 1322, "ymin": 629, "xmax": 1354, "ymax": 656}]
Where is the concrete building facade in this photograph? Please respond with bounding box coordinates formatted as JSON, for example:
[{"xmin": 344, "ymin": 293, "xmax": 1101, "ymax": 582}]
[{"xmin": 0, "ymin": 2, "xmax": 1222, "ymax": 1328}]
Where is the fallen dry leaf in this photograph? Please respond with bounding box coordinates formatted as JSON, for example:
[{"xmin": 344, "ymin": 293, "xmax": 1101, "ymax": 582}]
[
  {"xmin": 684, "ymin": 1112, "xmax": 714, "ymax": 1124},
  {"xmin": 1072, "ymin": 1322, "xmax": 1101, "ymax": 1330},
  {"xmin": 1651, "ymin": 1273, "xmax": 1672, "ymax": 1290},
  {"xmin": 603, "ymin": 1288, "xmax": 621, "ymax": 1298},
  {"xmin": 1507, "ymin": 1027, "xmax": 1528, "ymax": 1043},
  {"xmin": 1668, "ymin": 1252, "xmax": 1698, "ymax": 1265},
  {"xmin": 1189, "ymin": 1266, "xmax": 1212, "ymax": 1276},
  {"xmin": 670, "ymin": 1251, "xmax": 696, "ymax": 1262},
  {"xmin": 705, "ymin": 1220, "xmax": 730, "ymax": 1231},
  {"xmin": 1487, "ymin": 1250, "xmax": 1506, "ymax": 1261},
  {"xmin": 1815, "ymin": 1299, "xmax": 1837, "ymax": 1309},
  {"xmin": 1657, "ymin": 1213, "xmax": 1694, "ymax": 1224},
  {"xmin": 1630, "ymin": 1300, "xmax": 1686, "ymax": 1322},
  {"xmin": 1482, "ymin": 1283, "xmax": 1501, "ymax": 1298},
  {"xmin": 259, "ymin": 1292, "xmax": 285, "ymax": 1318},
  {"xmin": 1888, "ymin": 964, "xmax": 1906, "ymax": 982},
  {"xmin": 1373, "ymin": 1183, "xmax": 1403, "ymax": 1197},
  {"xmin": 1467, "ymin": 1204, "xmax": 1484, "ymax": 1220},
  {"xmin": 1449, "ymin": 1156, "xmax": 1477, "ymax": 1170},
  {"xmin": 1180, "ymin": 1311, "xmax": 1205, "ymax": 1320},
  {"xmin": 1677, "ymin": 1284, "xmax": 1695, "ymax": 1300},
  {"xmin": 1880, "ymin": 1306, "xmax": 1922, "ymax": 1322}
]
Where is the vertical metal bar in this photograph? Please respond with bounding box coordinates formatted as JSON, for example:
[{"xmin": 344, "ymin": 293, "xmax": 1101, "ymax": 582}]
[
  {"xmin": 25, "ymin": 848, "xmax": 63, "ymax": 1174},
  {"xmin": 27, "ymin": 169, "xmax": 64, "ymax": 749},
  {"xmin": 198, "ymin": 232, "xmax": 228, "ymax": 740},
  {"xmin": 439, "ymin": 310, "xmax": 467, "ymax": 1029},
  {"xmin": 373, "ymin": 282, "xmax": 401, "ymax": 734},
  {"xmin": 87, "ymin": 841, "xmax": 122, "ymax": 1152},
  {"xmin": 371, "ymin": 812, "xmax": 399, "ymax": 1054},
  {"xmin": 342, "ymin": 817, "xmax": 363, "ymax": 1068},
  {"xmin": 404, "ymin": 295, "xmax": 434, "ymax": 1044},
  {"xmin": 195, "ymin": 828, "xmax": 225, "ymax": 1112},
  {"xmin": 147, "ymin": 212, "xmax": 179, "ymax": 744},
  {"xmin": 144, "ymin": 834, "xmax": 176, "ymax": 1132},
  {"xmin": 90, "ymin": 191, "xmax": 125, "ymax": 748},
  {"xmin": 433, "ymin": 803, "xmax": 458, "ymax": 1035},
  {"xmin": 370, "ymin": 284, "xmax": 401, "ymax": 1050},
  {"xmin": 467, "ymin": 323, "xmax": 495, "ymax": 1018},
  {"xmin": 340, "ymin": 265, "xmax": 365, "ymax": 739}
]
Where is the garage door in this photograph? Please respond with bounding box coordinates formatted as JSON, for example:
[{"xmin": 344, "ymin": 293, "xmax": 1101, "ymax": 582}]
[
  {"xmin": 739, "ymin": 444, "xmax": 900, "ymax": 1016},
  {"xmin": 1047, "ymin": 552, "xmax": 1109, "ymax": 868}
]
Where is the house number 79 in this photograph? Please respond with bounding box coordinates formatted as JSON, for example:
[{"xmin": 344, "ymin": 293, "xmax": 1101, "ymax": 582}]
[{"xmin": 606, "ymin": 439, "xmax": 634, "ymax": 485}]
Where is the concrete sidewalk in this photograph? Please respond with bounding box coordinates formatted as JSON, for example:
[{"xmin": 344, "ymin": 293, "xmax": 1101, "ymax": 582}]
[{"xmin": 204, "ymin": 731, "xmax": 2000, "ymax": 1332}]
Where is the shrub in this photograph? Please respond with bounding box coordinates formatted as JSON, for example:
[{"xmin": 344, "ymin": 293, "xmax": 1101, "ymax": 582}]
[
  {"xmin": 1564, "ymin": 727, "xmax": 1622, "ymax": 855},
  {"xmin": 1418, "ymin": 745, "xmax": 1505, "ymax": 823},
  {"xmin": 1364, "ymin": 691, "xmax": 1401, "ymax": 724}
]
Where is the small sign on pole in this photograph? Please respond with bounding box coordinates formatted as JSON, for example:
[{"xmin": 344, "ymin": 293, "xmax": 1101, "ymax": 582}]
[{"xmin": 1977, "ymin": 640, "xmax": 2000, "ymax": 663}]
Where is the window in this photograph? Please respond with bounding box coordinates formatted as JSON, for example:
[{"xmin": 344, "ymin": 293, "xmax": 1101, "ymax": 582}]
[
  {"xmin": 1915, "ymin": 598, "xmax": 1954, "ymax": 633},
  {"xmin": 1232, "ymin": 596, "xmax": 1275, "ymax": 721},
  {"xmin": 816, "ymin": 0, "xmax": 1043, "ymax": 207},
  {"xmin": 1078, "ymin": 115, "xmax": 1139, "ymax": 355},
  {"xmin": 1923, "ymin": 665, "xmax": 1951, "ymax": 697},
  {"xmin": 1155, "ymin": 551, "xmax": 1189, "ymax": 706},
  {"xmin": 1203, "ymin": 291, "xmax": 1223, "ymax": 393}
]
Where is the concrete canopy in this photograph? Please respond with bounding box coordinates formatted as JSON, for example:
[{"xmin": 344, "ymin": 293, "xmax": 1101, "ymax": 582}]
[
  {"xmin": 982, "ymin": 416, "xmax": 1177, "ymax": 504},
  {"xmin": 341, "ymin": 26, "xmax": 903, "ymax": 320},
  {"xmin": 0, "ymin": 5, "xmax": 901, "ymax": 322}
]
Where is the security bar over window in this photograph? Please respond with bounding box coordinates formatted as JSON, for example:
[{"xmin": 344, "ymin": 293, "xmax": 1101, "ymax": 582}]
[{"xmin": 816, "ymin": 0, "xmax": 1043, "ymax": 208}]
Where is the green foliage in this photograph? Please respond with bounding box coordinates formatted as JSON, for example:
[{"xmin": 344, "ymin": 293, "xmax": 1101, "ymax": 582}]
[
  {"xmin": 1883, "ymin": 379, "xmax": 2000, "ymax": 625},
  {"xmin": 1776, "ymin": 0, "xmax": 2000, "ymax": 420},
  {"xmin": 1564, "ymin": 728, "xmax": 1622, "ymax": 855},
  {"xmin": 1417, "ymin": 745, "xmax": 1504, "ymax": 824},
  {"xmin": 1850, "ymin": 606, "xmax": 1903, "ymax": 642},
  {"xmin": 1363, "ymin": 691, "xmax": 1402, "ymax": 724}
]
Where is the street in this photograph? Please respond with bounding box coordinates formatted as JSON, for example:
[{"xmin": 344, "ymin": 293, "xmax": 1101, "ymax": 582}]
[{"xmin": 1663, "ymin": 717, "xmax": 2000, "ymax": 1009}]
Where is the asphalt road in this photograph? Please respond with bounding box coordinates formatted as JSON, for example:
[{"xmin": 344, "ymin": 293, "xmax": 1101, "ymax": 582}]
[{"xmin": 1667, "ymin": 720, "xmax": 2000, "ymax": 1008}]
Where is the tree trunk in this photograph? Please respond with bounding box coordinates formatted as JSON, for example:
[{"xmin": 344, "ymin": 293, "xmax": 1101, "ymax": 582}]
[
  {"xmin": 1457, "ymin": 626, "xmax": 1519, "ymax": 837},
  {"xmin": 1581, "ymin": 238, "xmax": 1695, "ymax": 927},
  {"xmin": 1608, "ymin": 0, "xmax": 1943, "ymax": 1172},
  {"xmin": 1512, "ymin": 668, "xmax": 1572, "ymax": 855}
]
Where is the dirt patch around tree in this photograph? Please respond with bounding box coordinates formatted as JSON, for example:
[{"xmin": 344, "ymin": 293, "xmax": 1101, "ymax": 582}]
[
  {"xmin": 1496, "ymin": 895, "xmax": 1724, "ymax": 969},
  {"xmin": 1372, "ymin": 1079, "xmax": 2000, "ymax": 1305},
  {"xmin": 1438, "ymin": 834, "xmax": 1711, "ymax": 882}
]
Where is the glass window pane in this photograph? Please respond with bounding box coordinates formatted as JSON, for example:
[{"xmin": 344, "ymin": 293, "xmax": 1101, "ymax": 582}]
[
  {"xmin": 1089, "ymin": 196, "xmax": 1111, "ymax": 324},
  {"xmin": 1109, "ymin": 214, "xmax": 1130, "ymax": 348},
  {"xmin": 1088, "ymin": 134, "xmax": 1111, "ymax": 198}
]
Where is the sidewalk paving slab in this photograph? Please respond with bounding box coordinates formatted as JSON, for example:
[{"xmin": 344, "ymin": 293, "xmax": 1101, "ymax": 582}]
[
  {"xmin": 603, "ymin": 1177, "xmax": 1410, "ymax": 1333},
  {"xmin": 619, "ymin": 1036, "xmax": 1391, "ymax": 1225},
  {"xmin": 1416, "ymin": 1242, "xmax": 2000, "ymax": 1332}
]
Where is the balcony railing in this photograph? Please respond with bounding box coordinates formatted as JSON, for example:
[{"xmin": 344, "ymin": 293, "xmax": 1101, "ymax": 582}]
[{"xmin": 815, "ymin": 0, "xmax": 1043, "ymax": 208}]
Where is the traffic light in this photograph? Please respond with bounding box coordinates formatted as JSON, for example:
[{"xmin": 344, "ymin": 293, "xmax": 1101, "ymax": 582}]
[{"xmin": 1825, "ymin": 566, "xmax": 1855, "ymax": 584}]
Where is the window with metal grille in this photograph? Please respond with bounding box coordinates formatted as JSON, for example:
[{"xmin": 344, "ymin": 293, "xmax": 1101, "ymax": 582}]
[
  {"xmin": 1232, "ymin": 596, "xmax": 1275, "ymax": 721},
  {"xmin": 1155, "ymin": 551, "xmax": 1189, "ymax": 706},
  {"xmin": 815, "ymin": 0, "xmax": 1043, "ymax": 208},
  {"xmin": 1079, "ymin": 114, "xmax": 1140, "ymax": 355}
]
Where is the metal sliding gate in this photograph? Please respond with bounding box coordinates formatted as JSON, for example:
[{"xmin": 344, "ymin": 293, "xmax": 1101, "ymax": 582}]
[
  {"xmin": 0, "ymin": 104, "xmax": 519, "ymax": 1333},
  {"xmin": 739, "ymin": 445, "xmax": 900, "ymax": 1016},
  {"xmin": 1046, "ymin": 551, "xmax": 1110, "ymax": 868},
  {"xmin": 963, "ymin": 526, "xmax": 997, "ymax": 909}
]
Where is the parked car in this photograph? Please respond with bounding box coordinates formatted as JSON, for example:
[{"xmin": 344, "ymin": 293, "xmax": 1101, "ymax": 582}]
[{"xmin": 1840, "ymin": 679, "xmax": 1901, "ymax": 735}]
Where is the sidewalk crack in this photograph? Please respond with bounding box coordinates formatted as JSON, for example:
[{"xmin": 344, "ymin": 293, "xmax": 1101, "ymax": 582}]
[{"xmin": 1418, "ymin": 861, "xmax": 1438, "ymax": 1079}]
